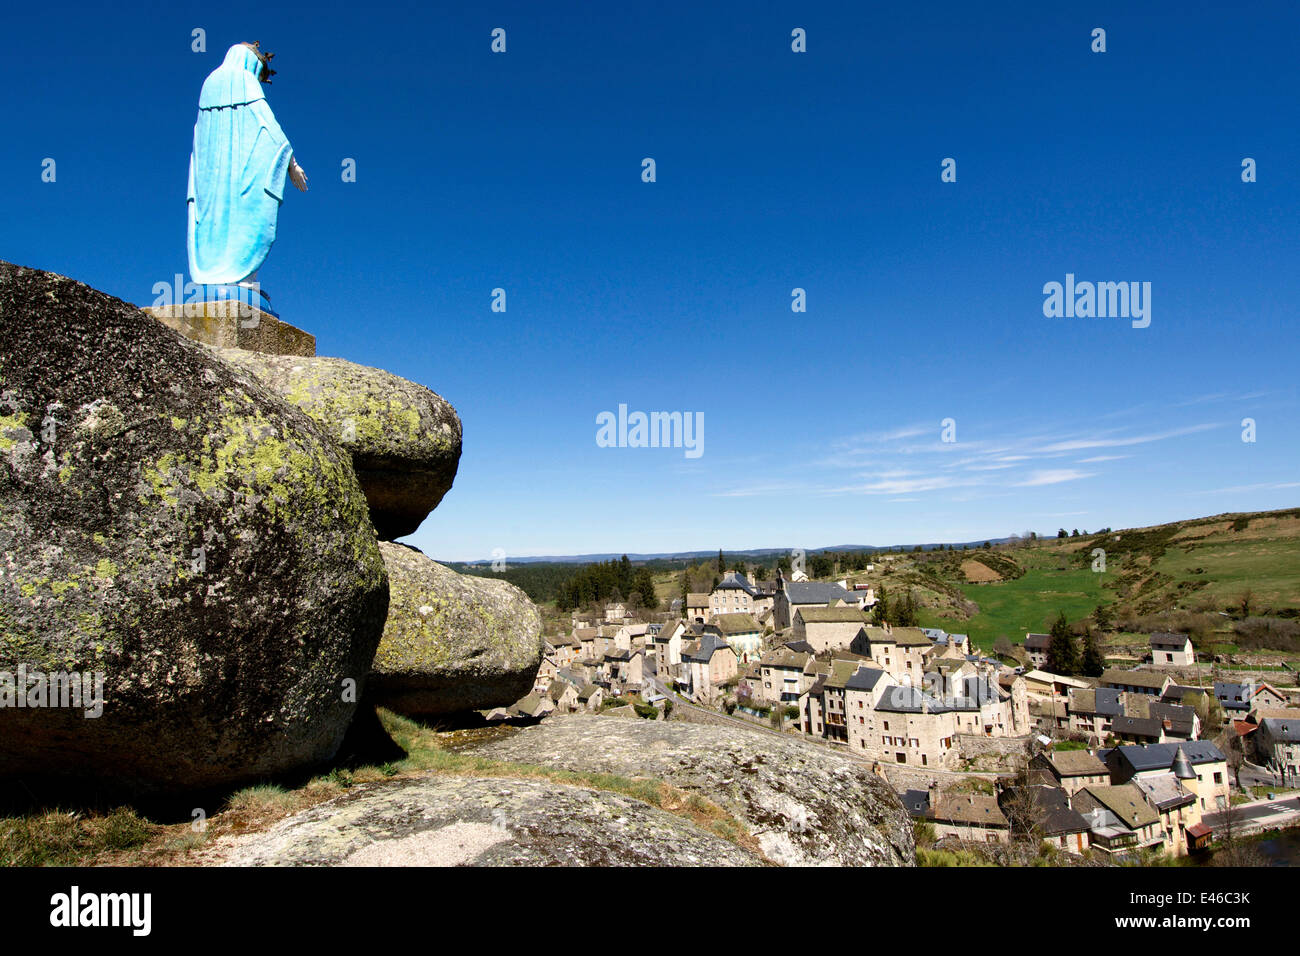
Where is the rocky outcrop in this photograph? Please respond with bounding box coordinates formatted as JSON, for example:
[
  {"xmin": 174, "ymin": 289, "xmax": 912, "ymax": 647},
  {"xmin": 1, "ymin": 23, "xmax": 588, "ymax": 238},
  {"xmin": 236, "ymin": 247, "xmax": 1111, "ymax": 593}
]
[
  {"xmin": 468, "ymin": 715, "xmax": 915, "ymax": 866},
  {"xmin": 0, "ymin": 262, "xmax": 388, "ymax": 797},
  {"xmin": 215, "ymin": 775, "xmax": 761, "ymax": 866},
  {"xmin": 210, "ymin": 348, "xmax": 461, "ymax": 539},
  {"xmin": 368, "ymin": 542, "xmax": 544, "ymax": 716}
]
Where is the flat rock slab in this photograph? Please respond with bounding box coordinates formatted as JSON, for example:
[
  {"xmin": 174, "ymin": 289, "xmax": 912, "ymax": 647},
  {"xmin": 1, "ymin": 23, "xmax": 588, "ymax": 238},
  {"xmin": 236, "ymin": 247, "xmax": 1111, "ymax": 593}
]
[
  {"xmin": 215, "ymin": 775, "xmax": 760, "ymax": 866},
  {"xmin": 467, "ymin": 715, "xmax": 915, "ymax": 866},
  {"xmin": 145, "ymin": 302, "xmax": 315, "ymax": 357}
]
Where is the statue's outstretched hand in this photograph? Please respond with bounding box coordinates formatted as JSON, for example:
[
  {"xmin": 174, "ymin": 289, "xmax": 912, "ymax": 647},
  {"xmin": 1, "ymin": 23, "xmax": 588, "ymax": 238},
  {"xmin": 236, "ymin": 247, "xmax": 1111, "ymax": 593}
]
[{"xmin": 289, "ymin": 157, "xmax": 309, "ymax": 192}]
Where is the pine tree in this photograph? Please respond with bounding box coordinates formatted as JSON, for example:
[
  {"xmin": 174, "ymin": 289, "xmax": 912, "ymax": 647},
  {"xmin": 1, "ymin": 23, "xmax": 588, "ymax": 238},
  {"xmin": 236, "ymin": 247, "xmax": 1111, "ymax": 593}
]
[
  {"xmin": 902, "ymin": 590, "xmax": 919, "ymax": 626},
  {"xmin": 717, "ymin": 549, "xmax": 725, "ymax": 574},
  {"xmin": 1045, "ymin": 612, "xmax": 1080, "ymax": 675},
  {"xmin": 1080, "ymin": 629, "xmax": 1105, "ymax": 677}
]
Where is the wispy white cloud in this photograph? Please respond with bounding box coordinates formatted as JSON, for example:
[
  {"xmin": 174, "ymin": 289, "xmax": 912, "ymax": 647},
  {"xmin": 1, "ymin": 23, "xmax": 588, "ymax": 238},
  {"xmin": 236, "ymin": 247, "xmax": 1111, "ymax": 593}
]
[
  {"xmin": 1037, "ymin": 423, "xmax": 1218, "ymax": 453},
  {"xmin": 1014, "ymin": 469, "xmax": 1093, "ymax": 487},
  {"xmin": 1187, "ymin": 481, "xmax": 1300, "ymax": 496}
]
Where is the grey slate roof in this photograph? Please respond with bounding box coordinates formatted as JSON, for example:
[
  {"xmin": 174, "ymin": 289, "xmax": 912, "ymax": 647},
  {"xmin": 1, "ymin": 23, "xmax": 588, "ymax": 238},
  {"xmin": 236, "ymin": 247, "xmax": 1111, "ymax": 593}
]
[
  {"xmin": 901, "ymin": 789, "xmax": 931, "ymax": 818},
  {"xmin": 1261, "ymin": 717, "xmax": 1300, "ymax": 741},
  {"xmin": 714, "ymin": 571, "xmax": 758, "ymax": 595},
  {"xmin": 683, "ymin": 631, "xmax": 734, "ymax": 664},
  {"xmin": 1110, "ymin": 741, "xmax": 1225, "ymax": 773},
  {"xmin": 1112, "ymin": 716, "xmax": 1163, "ymax": 740},
  {"xmin": 875, "ymin": 684, "xmax": 951, "ymax": 714},
  {"xmin": 1002, "ymin": 786, "xmax": 1091, "ymax": 836},
  {"xmin": 1214, "ymin": 681, "xmax": 1252, "ymax": 709},
  {"xmin": 783, "ymin": 580, "xmax": 854, "ymax": 605},
  {"xmin": 844, "ymin": 667, "xmax": 888, "ymax": 692}
]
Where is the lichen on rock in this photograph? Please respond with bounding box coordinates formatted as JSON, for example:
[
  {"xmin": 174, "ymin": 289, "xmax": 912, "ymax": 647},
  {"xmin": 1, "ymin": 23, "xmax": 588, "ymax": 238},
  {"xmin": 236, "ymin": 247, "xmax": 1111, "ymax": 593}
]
[
  {"xmin": 368, "ymin": 542, "xmax": 544, "ymax": 716},
  {"xmin": 208, "ymin": 347, "xmax": 462, "ymax": 539},
  {"xmin": 0, "ymin": 261, "xmax": 388, "ymax": 798},
  {"xmin": 467, "ymin": 714, "xmax": 916, "ymax": 866}
]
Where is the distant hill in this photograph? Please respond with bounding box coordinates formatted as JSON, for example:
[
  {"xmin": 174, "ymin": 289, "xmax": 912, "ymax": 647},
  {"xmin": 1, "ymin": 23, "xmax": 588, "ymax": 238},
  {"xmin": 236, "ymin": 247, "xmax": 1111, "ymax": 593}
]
[{"xmin": 445, "ymin": 538, "xmax": 1016, "ymax": 566}]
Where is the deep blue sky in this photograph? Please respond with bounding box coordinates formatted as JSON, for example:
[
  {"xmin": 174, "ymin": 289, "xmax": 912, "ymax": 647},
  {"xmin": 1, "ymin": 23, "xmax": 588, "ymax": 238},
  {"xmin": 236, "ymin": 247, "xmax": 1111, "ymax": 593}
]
[{"xmin": 3, "ymin": 1, "xmax": 1297, "ymax": 560}]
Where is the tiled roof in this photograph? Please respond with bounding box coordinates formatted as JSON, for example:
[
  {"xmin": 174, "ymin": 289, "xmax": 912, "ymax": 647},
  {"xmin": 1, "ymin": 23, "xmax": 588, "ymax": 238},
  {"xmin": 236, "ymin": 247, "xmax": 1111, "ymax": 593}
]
[
  {"xmin": 931, "ymin": 793, "xmax": 1008, "ymax": 828},
  {"xmin": 1101, "ymin": 669, "xmax": 1169, "ymax": 690},
  {"xmin": 796, "ymin": 606, "xmax": 870, "ymax": 624},
  {"xmin": 711, "ymin": 612, "xmax": 761, "ymax": 634},
  {"xmin": 760, "ymin": 647, "xmax": 812, "ymax": 670},
  {"xmin": 1043, "ymin": 749, "xmax": 1108, "ymax": 778},
  {"xmin": 1081, "ymin": 785, "xmax": 1159, "ymax": 829}
]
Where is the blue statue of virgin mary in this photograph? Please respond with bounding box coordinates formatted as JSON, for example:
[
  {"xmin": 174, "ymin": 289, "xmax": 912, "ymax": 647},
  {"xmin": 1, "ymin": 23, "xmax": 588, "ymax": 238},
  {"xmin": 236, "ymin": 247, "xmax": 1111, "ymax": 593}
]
[{"xmin": 187, "ymin": 42, "xmax": 308, "ymax": 297}]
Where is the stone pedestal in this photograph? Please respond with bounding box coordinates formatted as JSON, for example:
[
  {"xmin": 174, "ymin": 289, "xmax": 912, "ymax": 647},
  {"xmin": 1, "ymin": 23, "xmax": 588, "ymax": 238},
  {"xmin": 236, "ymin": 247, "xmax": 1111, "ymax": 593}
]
[{"xmin": 143, "ymin": 301, "xmax": 315, "ymax": 356}]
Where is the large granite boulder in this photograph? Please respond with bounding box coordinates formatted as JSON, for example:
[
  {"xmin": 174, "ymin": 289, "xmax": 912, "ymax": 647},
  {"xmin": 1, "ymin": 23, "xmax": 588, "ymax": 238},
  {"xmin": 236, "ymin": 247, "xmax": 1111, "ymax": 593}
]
[
  {"xmin": 209, "ymin": 348, "xmax": 461, "ymax": 539},
  {"xmin": 214, "ymin": 775, "xmax": 761, "ymax": 866},
  {"xmin": 368, "ymin": 542, "xmax": 544, "ymax": 716},
  {"xmin": 0, "ymin": 262, "xmax": 388, "ymax": 798},
  {"xmin": 468, "ymin": 715, "xmax": 916, "ymax": 866}
]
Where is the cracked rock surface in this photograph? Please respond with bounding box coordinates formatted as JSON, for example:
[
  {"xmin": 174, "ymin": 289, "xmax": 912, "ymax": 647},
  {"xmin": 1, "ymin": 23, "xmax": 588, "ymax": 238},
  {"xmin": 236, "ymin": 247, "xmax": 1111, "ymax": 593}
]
[{"xmin": 468, "ymin": 715, "xmax": 915, "ymax": 866}]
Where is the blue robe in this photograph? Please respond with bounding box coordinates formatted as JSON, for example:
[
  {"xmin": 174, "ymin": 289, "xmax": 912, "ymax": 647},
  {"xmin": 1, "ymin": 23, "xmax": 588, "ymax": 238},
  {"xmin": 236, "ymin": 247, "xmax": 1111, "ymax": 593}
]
[{"xmin": 187, "ymin": 45, "xmax": 294, "ymax": 285}]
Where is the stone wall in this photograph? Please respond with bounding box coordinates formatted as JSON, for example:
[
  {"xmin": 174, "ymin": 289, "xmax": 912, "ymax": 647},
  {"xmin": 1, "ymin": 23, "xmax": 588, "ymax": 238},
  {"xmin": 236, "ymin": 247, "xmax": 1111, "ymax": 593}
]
[{"xmin": 957, "ymin": 734, "xmax": 1032, "ymax": 760}]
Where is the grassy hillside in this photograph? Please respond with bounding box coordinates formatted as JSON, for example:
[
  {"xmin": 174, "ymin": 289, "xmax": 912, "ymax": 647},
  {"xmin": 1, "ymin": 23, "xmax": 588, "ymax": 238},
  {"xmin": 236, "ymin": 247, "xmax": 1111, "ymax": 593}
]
[
  {"xmin": 874, "ymin": 508, "xmax": 1300, "ymax": 653},
  {"xmin": 933, "ymin": 564, "xmax": 1108, "ymax": 648}
]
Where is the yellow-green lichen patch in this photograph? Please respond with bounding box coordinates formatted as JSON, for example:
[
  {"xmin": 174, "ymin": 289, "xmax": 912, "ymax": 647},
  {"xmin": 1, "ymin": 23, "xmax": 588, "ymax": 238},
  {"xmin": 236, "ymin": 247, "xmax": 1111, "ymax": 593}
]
[
  {"xmin": 134, "ymin": 395, "xmax": 382, "ymax": 581},
  {"xmin": 0, "ymin": 411, "xmax": 26, "ymax": 452}
]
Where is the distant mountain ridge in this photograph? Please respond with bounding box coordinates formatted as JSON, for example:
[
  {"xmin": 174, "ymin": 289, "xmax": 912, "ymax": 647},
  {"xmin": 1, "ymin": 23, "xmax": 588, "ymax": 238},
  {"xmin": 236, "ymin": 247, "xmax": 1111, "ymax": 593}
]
[{"xmin": 445, "ymin": 538, "xmax": 1017, "ymax": 566}]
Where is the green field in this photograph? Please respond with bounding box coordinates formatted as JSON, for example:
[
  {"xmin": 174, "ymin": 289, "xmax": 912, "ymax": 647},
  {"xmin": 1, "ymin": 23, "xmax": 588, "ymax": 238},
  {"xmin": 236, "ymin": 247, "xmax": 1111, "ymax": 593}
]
[
  {"xmin": 1151, "ymin": 539, "xmax": 1300, "ymax": 612},
  {"xmin": 910, "ymin": 511, "xmax": 1300, "ymax": 652},
  {"xmin": 919, "ymin": 564, "xmax": 1108, "ymax": 651}
]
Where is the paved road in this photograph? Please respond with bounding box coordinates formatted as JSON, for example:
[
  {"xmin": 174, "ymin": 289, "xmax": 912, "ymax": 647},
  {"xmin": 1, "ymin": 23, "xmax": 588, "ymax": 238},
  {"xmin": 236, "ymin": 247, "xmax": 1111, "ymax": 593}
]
[
  {"xmin": 1203, "ymin": 794, "xmax": 1300, "ymax": 831},
  {"xmin": 1237, "ymin": 761, "xmax": 1300, "ymax": 791}
]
